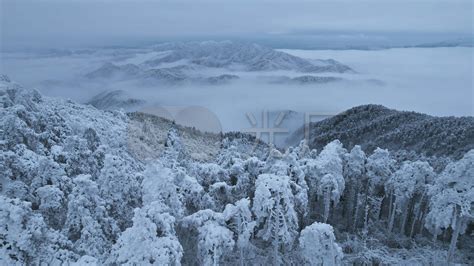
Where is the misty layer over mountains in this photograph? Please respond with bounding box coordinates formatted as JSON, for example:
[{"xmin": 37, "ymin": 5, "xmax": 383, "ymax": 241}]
[
  {"xmin": 0, "ymin": 77, "xmax": 473, "ymax": 265},
  {"xmin": 83, "ymin": 41, "xmax": 352, "ymax": 86},
  {"xmin": 1, "ymin": 41, "xmax": 472, "ymax": 130},
  {"xmin": 1, "ymin": 41, "xmax": 472, "ymax": 151}
]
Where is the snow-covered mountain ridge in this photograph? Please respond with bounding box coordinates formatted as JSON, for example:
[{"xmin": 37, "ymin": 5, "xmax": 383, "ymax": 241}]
[
  {"xmin": 1, "ymin": 77, "xmax": 472, "ymax": 265},
  {"xmin": 84, "ymin": 41, "xmax": 352, "ymax": 85},
  {"xmin": 86, "ymin": 90, "xmax": 146, "ymax": 111},
  {"xmin": 287, "ymin": 104, "xmax": 474, "ymax": 162},
  {"xmin": 145, "ymin": 41, "xmax": 353, "ymax": 73}
]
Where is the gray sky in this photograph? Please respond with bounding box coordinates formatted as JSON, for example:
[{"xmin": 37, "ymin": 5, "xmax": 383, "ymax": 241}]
[{"xmin": 1, "ymin": 0, "xmax": 472, "ymax": 49}]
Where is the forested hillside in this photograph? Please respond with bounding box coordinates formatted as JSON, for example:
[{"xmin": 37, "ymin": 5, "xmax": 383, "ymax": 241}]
[
  {"xmin": 1, "ymin": 78, "xmax": 473, "ymax": 265},
  {"xmin": 287, "ymin": 104, "xmax": 474, "ymax": 160}
]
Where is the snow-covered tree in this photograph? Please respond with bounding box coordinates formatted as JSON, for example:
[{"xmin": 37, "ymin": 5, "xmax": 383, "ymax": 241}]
[
  {"xmin": 197, "ymin": 223, "xmax": 235, "ymax": 266},
  {"xmin": 194, "ymin": 162, "xmax": 228, "ymax": 189},
  {"xmin": 108, "ymin": 207, "xmax": 183, "ymax": 265},
  {"xmin": 142, "ymin": 163, "xmax": 184, "ymax": 217},
  {"xmin": 182, "ymin": 209, "xmax": 234, "ymax": 266},
  {"xmin": 35, "ymin": 184, "xmax": 66, "ymax": 229},
  {"xmin": 63, "ymin": 175, "xmax": 119, "ymax": 259},
  {"xmin": 30, "ymin": 158, "xmax": 68, "ymax": 192},
  {"xmin": 284, "ymin": 147, "xmax": 309, "ymax": 225},
  {"xmin": 194, "ymin": 162, "xmax": 231, "ymax": 209},
  {"xmin": 216, "ymin": 140, "xmax": 245, "ymax": 168},
  {"xmin": 425, "ymin": 150, "xmax": 474, "ymax": 263},
  {"xmin": 263, "ymin": 146, "xmax": 285, "ymax": 175},
  {"xmin": 385, "ymin": 161, "xmax": 434, "ymax": 235},
  {"xmin": 366, "ymin": 148, "xmax": 395, "ymax": 192},
  {"xmin": 343, "ymin": 145, "xmax": 366, "ymax": 230},
  {"xmin": 97, "ymin": 153, "xmax": 142, "ymax": 229},
  {"xmin": 174, "ymin": 167, "xmax": 213, "ymax": 213},
  {"xmin": 72, "ymin": 255, "xmax": 98, "ymax": 265},
  {"xmin": 299, "ymin": 222, "xmax": 343, "ymax": 266},
  {"xmin": 223, "ymin": 198, "xmax": 256, "ymax": 265},
  {"xmin": 1, "ymin": 144, "xmax": 43, "ymax": 187},
  {"xmin": 3, "ymin": 180, "xmax": 31, "ymax": 202},
  {"xmin": 62, "ymin": 133, "xmax": 105, "ymax": 178},
  {"xmin": 293, "ymin": 140, "xmax": 311, "ymax": 160},
  {"xmin": 228, "ymin": 156, "xmax": 264, "ymax": 200},
  {"xmin": 304, "ymin": 140, "xmax": 346, "ymax": 223},
  {"xmin": 253, "ymin": 174, "xmax": 298, "ymax": 264},
  {"xmin": 0, "ymin": 195, "xmax": 76, "ymax": 265},
  {"xmin": 162, "ymin": 128, "xmax": 188, "ymax": 168},
  {"xmin": 208, "ymin": 181, "xmax": 234, "ymax": 209},
  {"xmin": 364, "ymin": 148, "xmax": 395, "ymax": 228},
  {"xmin": 260, "ymin": 145, "xmax": 309, "ymax": 226}
]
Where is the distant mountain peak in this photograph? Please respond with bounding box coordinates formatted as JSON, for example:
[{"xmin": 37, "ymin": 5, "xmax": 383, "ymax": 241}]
[
  {"xmin": 83, "ymin": 41, "xmax": 353, "ymax": 85},
  {"xmin": 144, "ymin": 41, "xmax": 353, "ymax": 73},
  {"xmin": 86, "ymin": 90, "xmax": 145, "ymax": 110}
]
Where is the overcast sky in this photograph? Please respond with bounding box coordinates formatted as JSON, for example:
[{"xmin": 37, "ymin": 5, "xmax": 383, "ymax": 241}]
[{"xmin": 1, "ymin": 0, "xmax": 472, "ymax": 49}]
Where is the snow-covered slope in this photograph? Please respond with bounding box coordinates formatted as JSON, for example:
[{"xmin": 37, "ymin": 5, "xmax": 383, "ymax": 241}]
[
  {"xmin": 1, "ymin": 77, "xmax": 472, "ymax": 265},
  {"xmin": 86, "ymin": 90, "xmax": 146, "ymax": 111},
  {"xmin": 286, "ymin": 104, "xmax": 474, "ymax": 160}
]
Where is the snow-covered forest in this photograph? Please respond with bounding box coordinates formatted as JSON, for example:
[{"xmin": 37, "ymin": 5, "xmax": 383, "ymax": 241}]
[{"xmin": 1, "ymin": 76, "xmax": 473, "ymax": 265}]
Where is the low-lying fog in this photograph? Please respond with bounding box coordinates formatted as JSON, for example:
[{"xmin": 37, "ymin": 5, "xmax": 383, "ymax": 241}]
[
  {"xmin": 1, "ymin": 47, "xmax": 472, "ymax": 140},
  {"xmin": 283, "ymin": 47, "xmax": 473, "ymax": 117}
]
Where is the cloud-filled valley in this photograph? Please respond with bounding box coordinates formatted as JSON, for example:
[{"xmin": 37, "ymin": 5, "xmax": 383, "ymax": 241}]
[{"xmin": 1, "ymin": 42, "xmax": 472, "ymax": 140}]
